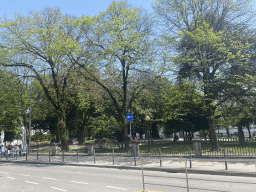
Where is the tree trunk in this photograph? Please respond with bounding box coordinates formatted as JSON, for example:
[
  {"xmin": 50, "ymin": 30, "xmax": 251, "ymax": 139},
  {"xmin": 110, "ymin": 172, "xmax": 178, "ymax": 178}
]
[
  {"xmin": 226, "ymin": 128, "xmax": 230, "ymax": 137},
  {"xmin": 238, "ymin": 124, "xmax": 245, "ymax": 144},
  {"xmin": 77, "ymin": 116, "xmax": 87, "ymax": 145},
  {"xmin": 247, "ymin": 123, "xmax": 251, "ymax": 140},
  {"xmin": 207, "ymin": 105, "xmax": 219, "ymax": 151},
  {"xmin": 122, "ymin": 116, "xmax": 129, "ymax": 151},
  {"xmin": 77, "ymin": 125, "xmax": 85, "ymax": 145},
  {"xmin": 57, "ymin": 113, "xmax": 69, "ymax": 151}
]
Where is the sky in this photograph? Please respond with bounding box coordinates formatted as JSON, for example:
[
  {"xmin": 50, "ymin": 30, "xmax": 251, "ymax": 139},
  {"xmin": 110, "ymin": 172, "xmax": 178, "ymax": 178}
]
[{"xmin": 1, "ymin": 0, "xmax": 154, "ymax": 19}]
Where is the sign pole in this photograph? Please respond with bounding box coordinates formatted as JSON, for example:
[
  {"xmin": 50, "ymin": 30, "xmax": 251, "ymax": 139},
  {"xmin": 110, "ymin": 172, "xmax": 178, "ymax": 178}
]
[
  {"xmin": 130, "ymin": 121, "xmax": 131, "ymax": 137},
  {"xmin": 126, "ymin": 113, "xmax": 133, "ymax": 138}
]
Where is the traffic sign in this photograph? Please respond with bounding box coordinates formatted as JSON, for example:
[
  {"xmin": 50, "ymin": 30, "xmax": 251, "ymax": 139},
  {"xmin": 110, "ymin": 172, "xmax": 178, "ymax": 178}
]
[{"xmin": 126, "ymin": 113, "xmax": 133, "ymax": 121}]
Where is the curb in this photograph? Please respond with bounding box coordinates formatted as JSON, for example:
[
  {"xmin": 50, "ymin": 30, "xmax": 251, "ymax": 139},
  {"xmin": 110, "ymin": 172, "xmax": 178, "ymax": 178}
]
[{"xmin": 1, "ymin": 160, "xmax": 256, "ymax": 177}]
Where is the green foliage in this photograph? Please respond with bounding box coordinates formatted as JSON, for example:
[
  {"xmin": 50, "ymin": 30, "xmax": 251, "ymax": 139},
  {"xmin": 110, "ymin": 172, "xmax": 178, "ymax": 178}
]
[
  {"xmin": 90, "ymin": 115, "xmax": 121, "ymax": 140},
  {"xmin": 31, "ymin": 131, "xmax": 47, "ymax": 141},
  {"xmin": 162, "ymin": 81, "xmax": 205, "ymax": 120},
  {"xmin": 161, "ymin": 80, "xmax": 208, "ymax": 135},
  {"xmin": 0, "ymin": 69, "xmax": 29, "ymax": 141}
]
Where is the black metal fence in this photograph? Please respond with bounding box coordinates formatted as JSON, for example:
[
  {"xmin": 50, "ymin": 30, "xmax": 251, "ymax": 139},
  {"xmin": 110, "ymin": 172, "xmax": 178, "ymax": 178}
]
[
  {"xmin": 138, "ymin": 140, "xmax": 256, "ymax": 157},
  {"xmin": 22, "ymin": 139, "xmax": 256, "ymax": 158}
]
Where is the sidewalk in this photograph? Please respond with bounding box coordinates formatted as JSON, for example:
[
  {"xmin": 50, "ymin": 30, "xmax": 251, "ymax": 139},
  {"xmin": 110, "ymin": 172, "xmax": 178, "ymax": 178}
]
[{"xmin": 1, "ymin": 154, "xmax": 256, "ymax": 177}]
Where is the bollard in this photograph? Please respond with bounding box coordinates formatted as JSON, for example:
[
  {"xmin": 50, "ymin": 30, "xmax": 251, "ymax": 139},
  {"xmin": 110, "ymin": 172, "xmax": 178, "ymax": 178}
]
[
  {"xmin": 77, "ymin": 149, "xmax": 79, "ymax": 163},
  {"xmin": 16, "ymin": 150, "xmax": 17, "ymax": 160},
  {"xmin": 223, "ymin": 148, "xmax": 228, "ymax": 170},
  {"xmin": 62, "ymin": 150, "xmax": 64, "ymax": 162},
  {"xmin": 37, "ymin": 148, "xmax": 39, "ymax": 161},
  {"xmin": 94, "ymin": 149, "xmax": 95, "ymax": 164},
  {"xmin": 49, "ymin": 150, "xmax": 50, "ymax": 162},
  {"xmin": 159, "ymin": 149, "xmax": 162, "ymax": 167},
  {"xmin": 141, "ymin": 158, "xmax": 145, "ymax": 192},
  {"xmin": 112, "ymin": 149, "xmax": 114, "ymax": 165},
  {"xmin": 189, "ymin": 149, "xmax": 192, "ymax": 168},
  {"xmin": 185, "ymin": 160, "xmax": 189, "ymax": 192},
  {"xmin": 26, "ymin": 150, "xmax": 27, "ymax": 161}
]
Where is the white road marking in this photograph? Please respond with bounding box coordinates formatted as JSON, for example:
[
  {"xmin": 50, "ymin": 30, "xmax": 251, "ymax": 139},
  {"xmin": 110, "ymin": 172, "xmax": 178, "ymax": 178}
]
[
  {"xmin": 51, "ymin": 187, "xmax": 67, "ymax": 191},
  {"xmin": 0, "ymin": 172, "xmax": 6, "ymax": 174},
  {"xmin": 106, "ymin": 186, "xmax": 127, "ymax": 190},
  {"xmin": 25, "ymin": 181, "xmax": 39, "ymax": 185},
  {"xmin": 71, "ymin": 181, "xmax": 88, "ymax": 184},
  {"xmin": 18, "ymin": 174, "xmax": 30, "ymax": 176},
  {"xmin": 42, "ymin": 177, "xmax": 57, "ymax": 180},
  {"xmin": 6, "ymin": 177, "xmax": 15, "ymax": 179}
]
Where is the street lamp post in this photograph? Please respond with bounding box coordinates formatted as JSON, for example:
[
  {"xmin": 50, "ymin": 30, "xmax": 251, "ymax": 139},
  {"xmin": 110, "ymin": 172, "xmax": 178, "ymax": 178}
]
[
  {"xmin": 145, "ymin": 116, "xmax": 150, "ymax": 153},
  {"xmin": 28, "ymin": 69, "xmax": 32, "ymax": 155}
]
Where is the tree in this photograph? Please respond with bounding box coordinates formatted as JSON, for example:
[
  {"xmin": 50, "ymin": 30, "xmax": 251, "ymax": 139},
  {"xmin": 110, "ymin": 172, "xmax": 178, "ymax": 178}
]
[
  {"xmin": 162, "ymin": 80, "xmax": 208, "ymax": 139},
  {"xmin": 130, "ymin": 76, "xmax": 172, "ymax": 139},
  {"xmin": 74, "ymin": 1, "xmax": 156, "ymax": 150},
  {"xmin": 0, "ymin": 69, "xmax": 28, "ymax": 141},
  {"xmin": 0, "ymin": 7, "xmax": 93, "ymax": 151},
  {"xmin": 153, "ymin": 0, "xmax": 255, "ymax": 150}
]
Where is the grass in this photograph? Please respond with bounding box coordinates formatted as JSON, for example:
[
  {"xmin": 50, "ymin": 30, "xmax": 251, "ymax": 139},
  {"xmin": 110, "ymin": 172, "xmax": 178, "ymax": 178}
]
[
  {"xmin": 138, "ymin": 140, "xmax": 256, "ymax": 155},
  {"xmin": 139, "ymin": 142, "xmax": 193, "ymax": 154}
]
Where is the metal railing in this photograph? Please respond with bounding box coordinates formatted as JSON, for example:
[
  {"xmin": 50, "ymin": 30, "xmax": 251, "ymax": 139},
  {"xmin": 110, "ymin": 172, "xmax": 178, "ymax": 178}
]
[{"xmin": 140, "ymin": 157, "xmax": 256, "ymax": 192}]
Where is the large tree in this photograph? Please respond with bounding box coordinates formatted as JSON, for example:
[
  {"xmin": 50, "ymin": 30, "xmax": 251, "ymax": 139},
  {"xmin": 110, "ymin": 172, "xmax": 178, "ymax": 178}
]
[
  {"xmin": 74, "ymin": 1, "xmax": 156, "ymax": 150},
  {"xmin": 153, "ymin": 0, "xmax": 255, "ymax": 150},
  {"xmin": 0, "ymin": 69, "xmax": 29, "ymax": 141},
  {"xmin": 0, "ymin": 7, "xmax": 93, "ymax": 151}
]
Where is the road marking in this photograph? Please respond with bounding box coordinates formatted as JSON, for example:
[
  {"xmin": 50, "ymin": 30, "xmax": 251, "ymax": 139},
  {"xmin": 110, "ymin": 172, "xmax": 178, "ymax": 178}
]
[
  {"xmin": 106, "ymin": 186, "xmax": 127, "ymax": 190},
  {"xmin": 71, "ymin": 181, "xmax": 88, "ymax": 184},
  {"xmin": 6, "ymin": 177, "xmax": 15, "ymax": 179},
  {"xmin": 51, "ymin": 187, "xmax": 67, "ymax": 191},
  {"xmin": 18, "ymin": 174, "xmax": 30, "ymax": 176},
  {"xmin": 25, "ymin": 181, "xmax": 39, "ymax": 185},
  {"xmin": 42, "ymin": 177, "xmax": 57, "ymax": 180},
  {"xmin": 0, "ymin": 172, "xmax": 6, "ymax": 174}
]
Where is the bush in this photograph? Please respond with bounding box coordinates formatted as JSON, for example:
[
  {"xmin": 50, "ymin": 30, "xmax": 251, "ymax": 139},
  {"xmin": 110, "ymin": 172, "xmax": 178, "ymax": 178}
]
[{"xmin": 31, "ymin": 131, "xmax": 47, "ymax": 141}]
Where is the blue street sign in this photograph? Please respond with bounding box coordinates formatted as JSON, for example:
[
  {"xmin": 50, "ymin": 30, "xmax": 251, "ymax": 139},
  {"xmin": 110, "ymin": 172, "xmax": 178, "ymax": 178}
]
[{"xmin": 126, "ymin": 113, "xmax": 133, "ymax": 121}]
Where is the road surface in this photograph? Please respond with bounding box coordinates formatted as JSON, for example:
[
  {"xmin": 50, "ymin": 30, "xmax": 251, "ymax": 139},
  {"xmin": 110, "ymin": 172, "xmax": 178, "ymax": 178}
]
[{"xmin": 0, "ymin": 162, "xmax": 255, "ymax": 192}]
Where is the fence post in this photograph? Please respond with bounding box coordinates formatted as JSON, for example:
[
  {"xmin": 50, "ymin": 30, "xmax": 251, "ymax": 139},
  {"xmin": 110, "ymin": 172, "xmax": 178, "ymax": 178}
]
[
  {"xmin": 134, "ymin": 146, "xmax": 136, "ymax": 166},
  {"xmin": 223, "ymin": 148, "xmax": 228, "ymax": 170},
  {"xmin": 189, "ymin": 149, "xmax": 192, "ymax": 168},
  {"xmin": 62, "ymin": 150, "xmax": 64, "ymax": 162},
  {"xmin": 37, "ymin": 148, "xmax": 39, "ymax": 161},
  {"xmin": 94, "ymin": 149, "xmax": 95, "ymax": 164},
  {"xmin": 141, "ymin": 158, "xmax": 145, "ymax": 192},
  {"xmin": 49, "ymin": 150, "xmax": 50, "ymax": 162},
  {"xmin": 77, "ymin": 149, "xmax": 79, "ymax": 163},
  {"xmin": 112, "ymin": 149, "xmax": 114, "ymax": 165},
  {"xmin": 159, "ymin": 149, "xmax": 162, "ymax": 167},
  {"xmin": 185, "ymin": 160, "xmax": 189, "ymax": 192}
]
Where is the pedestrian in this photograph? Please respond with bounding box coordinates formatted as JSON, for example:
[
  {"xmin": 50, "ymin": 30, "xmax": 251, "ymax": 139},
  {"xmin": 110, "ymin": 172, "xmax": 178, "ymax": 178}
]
[{"xmin": 1, "ymin": 145, "xmax": 5, "ymax": 158}]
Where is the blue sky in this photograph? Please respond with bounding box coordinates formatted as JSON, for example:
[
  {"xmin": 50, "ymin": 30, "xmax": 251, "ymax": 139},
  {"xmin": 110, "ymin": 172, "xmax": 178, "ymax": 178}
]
[{"xmin": 1, "ymin": 0, "xmax": 154, "ymax": 19}]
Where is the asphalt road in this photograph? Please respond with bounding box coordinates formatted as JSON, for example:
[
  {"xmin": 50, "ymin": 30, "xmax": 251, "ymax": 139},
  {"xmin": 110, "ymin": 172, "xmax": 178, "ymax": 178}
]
[{"xmin": 1, "ymin": 162, "xmax": 256, "ymax": 192}]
